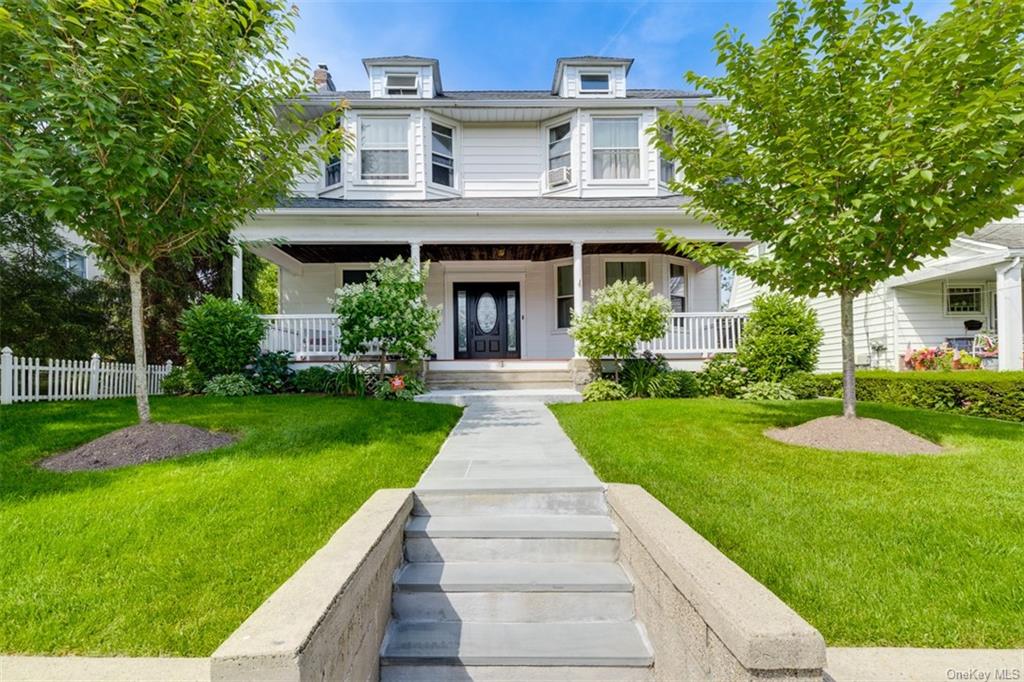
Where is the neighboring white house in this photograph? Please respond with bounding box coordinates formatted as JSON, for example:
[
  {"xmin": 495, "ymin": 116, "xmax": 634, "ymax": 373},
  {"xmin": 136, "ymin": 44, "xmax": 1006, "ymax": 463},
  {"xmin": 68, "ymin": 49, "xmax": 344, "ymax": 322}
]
[
  {"xmin": 729, "ymin": 219, "xmax": 1024, "ymax": 372},
  {"xmin": 231, "ymin": 56, "xmax": 748, "ymax": 369}
]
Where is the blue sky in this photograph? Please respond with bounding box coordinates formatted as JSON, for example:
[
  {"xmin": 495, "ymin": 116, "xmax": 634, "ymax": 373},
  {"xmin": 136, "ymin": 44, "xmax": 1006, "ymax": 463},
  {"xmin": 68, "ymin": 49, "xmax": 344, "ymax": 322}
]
[{"xmin": 288, "ymin": 0, "xmax": 951, "ymax": 92}]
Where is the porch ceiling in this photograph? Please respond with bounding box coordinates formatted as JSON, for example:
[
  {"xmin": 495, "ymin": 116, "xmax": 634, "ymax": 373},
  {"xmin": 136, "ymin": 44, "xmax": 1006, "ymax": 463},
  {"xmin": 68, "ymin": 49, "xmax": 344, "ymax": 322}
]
[{"xmin": 274, "ymin": 242, "xmax": 727, "ymax": 263}]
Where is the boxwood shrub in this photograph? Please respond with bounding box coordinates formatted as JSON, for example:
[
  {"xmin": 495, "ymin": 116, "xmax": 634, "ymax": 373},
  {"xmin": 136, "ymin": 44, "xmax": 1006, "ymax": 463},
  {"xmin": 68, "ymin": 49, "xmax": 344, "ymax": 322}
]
[{"xmin": 815, "ymin": 371, "xmax": 1024, "ymax": 422}]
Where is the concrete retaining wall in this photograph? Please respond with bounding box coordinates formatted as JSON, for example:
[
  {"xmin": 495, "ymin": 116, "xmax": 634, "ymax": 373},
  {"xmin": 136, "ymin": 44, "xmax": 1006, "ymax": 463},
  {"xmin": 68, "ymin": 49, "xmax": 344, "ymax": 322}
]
[
  {"xmin": 607, "ymin": 484, "xmax": 826, "ymax": 681},
  {"xmin": 211, "ymin": 488, "xmax": 412, "ymax": 682}
]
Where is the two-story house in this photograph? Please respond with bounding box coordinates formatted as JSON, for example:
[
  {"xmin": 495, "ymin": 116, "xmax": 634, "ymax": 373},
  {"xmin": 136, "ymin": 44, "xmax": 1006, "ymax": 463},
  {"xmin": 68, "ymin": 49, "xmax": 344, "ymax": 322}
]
[{"xmin": 230, "ymin": 56, "xmax": 749, "ymax": 380}]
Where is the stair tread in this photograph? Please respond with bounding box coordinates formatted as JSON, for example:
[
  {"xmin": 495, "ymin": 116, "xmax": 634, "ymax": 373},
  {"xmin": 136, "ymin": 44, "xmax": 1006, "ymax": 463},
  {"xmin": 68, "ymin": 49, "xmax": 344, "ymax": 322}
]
[
  {"xmin": 406, "ymin": 515, "xmax": 616, "ymax": 539},
  {"xmin": 415, "ymin": 477, "xmax": 604, "ymax": 493},
  {"xmin": 395, "ymin": 561, "xmax": 631, "ymax": 592},
  {"xmin": 380, "ymin": 621, "xmax": 653, "ymax": 667}
]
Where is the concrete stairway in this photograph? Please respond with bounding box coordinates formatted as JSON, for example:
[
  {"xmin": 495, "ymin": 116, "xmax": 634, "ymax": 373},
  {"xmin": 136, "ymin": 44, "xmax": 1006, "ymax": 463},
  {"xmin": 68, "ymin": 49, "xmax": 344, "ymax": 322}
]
[
  {"xmin": 379, "ymin": 401, "xmax": 653, "ymax": 681},
  {"xmin": 425, "ymin": 369, "xmax": 574, "ymax": 391}
]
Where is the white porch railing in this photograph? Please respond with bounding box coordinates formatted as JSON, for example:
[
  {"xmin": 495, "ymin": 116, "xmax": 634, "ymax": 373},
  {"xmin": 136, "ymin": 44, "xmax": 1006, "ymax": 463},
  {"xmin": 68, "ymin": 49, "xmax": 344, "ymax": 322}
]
[
  {"xmin": 638, "ymin": 313, "xmax": 748, "ymax": 355},
  {"xmin": 1, "ymin": 347, "xmax": 173, "ymax": 404},
  {"xmin": 259, "ymin": 314, "xmax": 380, "ymax": 359}
]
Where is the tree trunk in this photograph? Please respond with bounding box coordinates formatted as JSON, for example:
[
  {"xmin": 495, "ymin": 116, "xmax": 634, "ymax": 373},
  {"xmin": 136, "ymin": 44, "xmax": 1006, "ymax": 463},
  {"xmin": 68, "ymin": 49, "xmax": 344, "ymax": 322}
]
[
  {"xmin": 128, "ymin": 267, "xmax": 151, "ymax": 423},
  {"xmin": 839, "ymin": 290, "xmax": 857, "ymax": 419}
]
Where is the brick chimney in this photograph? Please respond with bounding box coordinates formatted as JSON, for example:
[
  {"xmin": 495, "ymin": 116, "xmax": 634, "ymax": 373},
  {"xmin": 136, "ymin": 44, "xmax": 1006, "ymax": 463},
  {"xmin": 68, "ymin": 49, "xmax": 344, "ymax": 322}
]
[{"xmin": 312, "ymin": 63, "xmax": 335, "ymax": 92}]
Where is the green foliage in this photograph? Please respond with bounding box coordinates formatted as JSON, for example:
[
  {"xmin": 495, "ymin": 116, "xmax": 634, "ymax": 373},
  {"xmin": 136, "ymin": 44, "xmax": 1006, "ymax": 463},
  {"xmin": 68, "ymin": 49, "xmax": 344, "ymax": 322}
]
[
  {"xmin": 737, "ymin": 293, "xmax": 823, "ymax": 381},
  {"xmin": 178, "ymin": 296, "xmax": 266, "ymax": 379},
  {"xmin": 570, "ymin": 280, "xmax": 670, "ymax": 370},
  {"xmin": 664, "ymin": 371, "xmax": 701, "ymax": 398},
  {"xmin": 582, "ymin": 379, "xmax": 628, "ymax": 402},
  {"xmin": 739, "ymin": 381, "xmax": 797, "ymax": 401},
  {"xmin": 251, "ymin": 260, "xmax": 280, "ymax": 315},
  {"xmin": 293, "ymin": 366, "xmax": 333, "ymax": 393},
  {"xmin": 781, "ymin": 371, "xmax": 821, "ymax": 400},
  {"xmin": 203, "ymin": 373, "xmax": 257, "ymax": 397},
  {"xmin": 695, "ymin": 354, "xmax": 750, "ymax": 398},
  {"xmin": 247, "ymin": 351, "xmax": 294, "ymax": 394},
  {"xmin": 815, "ymin": 371, "xmax": 1024, "ymax": 422},
  {"xmin": 160, "ymin": 364, "xmax": 205, "ymax": 396},
  {"xmin": 334, "ymin": 258, "xmax": 441, "ymax": 381},
  {"xmin": 324, "ymin": 364, "xmax": 370, "ymax": 397},
  {"xmin": 373, "ymin": 374, "xmax": 425, "ymax": 401},
  {"xmin": 620, "ymin": 352, "xmax": 671, "ymax": 398}
]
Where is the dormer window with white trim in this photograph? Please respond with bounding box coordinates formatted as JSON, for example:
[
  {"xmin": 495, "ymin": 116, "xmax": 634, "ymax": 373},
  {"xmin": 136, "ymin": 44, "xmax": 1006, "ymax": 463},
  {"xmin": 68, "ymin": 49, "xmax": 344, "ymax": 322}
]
[
  {"xmin": 579, "ymin": 73, "xmax": 610, "ymax": 95},
  {"xmin": 385, "ymin": 72, "xmax": 418, "ymax": 97},
  {"xmin": 360, "ymin": 117, "xmax": 409, "ymax": 180},
  {"xmin": 592, "ymin": 117, "xmax": 640, "ymax": 180}
]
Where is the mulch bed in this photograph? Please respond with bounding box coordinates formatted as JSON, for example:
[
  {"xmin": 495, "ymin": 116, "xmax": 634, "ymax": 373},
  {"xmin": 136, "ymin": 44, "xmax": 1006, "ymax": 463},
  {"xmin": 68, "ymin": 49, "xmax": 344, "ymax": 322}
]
[
  {"xmin": 765, "ymin": 415, "xmax": 945, "ymax": 455},
  {"xmin": 39, "ymin": 423, "xmax": 236, "ymax": 472}
]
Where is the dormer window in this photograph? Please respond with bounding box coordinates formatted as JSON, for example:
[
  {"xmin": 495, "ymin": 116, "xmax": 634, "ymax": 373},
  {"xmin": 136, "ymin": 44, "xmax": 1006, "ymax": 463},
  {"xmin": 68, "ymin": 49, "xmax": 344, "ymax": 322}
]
[
  {"xmin": 385, "ymin": 72, "xmax": 418, "ymax": 97},
  {"xmin": 579, "ymin": 73, "xmax": 610, "ymax": 95}
]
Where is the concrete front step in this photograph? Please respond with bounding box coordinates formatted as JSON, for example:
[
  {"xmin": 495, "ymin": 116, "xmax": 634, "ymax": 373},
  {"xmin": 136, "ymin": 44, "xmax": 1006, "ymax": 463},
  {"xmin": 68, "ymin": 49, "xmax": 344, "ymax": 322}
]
[
  {"xmin": 382, "ymin": 664, "xmax": 653, "ymax": 682},
  {"xmin": 380, "ymin": 621, "xmax": 654, "ymax": 668},
  {"xmin": 392, "ymin": 590, "xmax": 635, "ymax": 624},
  {"xmin": 405, "ymin": 515, "xmax": 617, "ymax": 539},
  {"xmin": 427, "ymin": 370, "xmax": 573, "ymax": 384},
  {"xmin": 405, "ymin": 537, "xmax": 619, "ymax": 562},
  {"xmin": 415, "ymin": 388, "xmax": 583, "ymax": 405},
  {"xmin": 412, "ymin": 490, "xmax": 607, "ymax": 517},
  {"xmin": 394, "ymin": 561, "xmax": 632, "ymax": 593}
]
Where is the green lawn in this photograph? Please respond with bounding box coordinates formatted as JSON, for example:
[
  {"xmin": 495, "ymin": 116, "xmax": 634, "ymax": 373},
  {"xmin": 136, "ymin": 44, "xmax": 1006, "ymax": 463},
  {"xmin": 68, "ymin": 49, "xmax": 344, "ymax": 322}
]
[
  {"xmin": 0, "ymin": 395, "xmax": 460, "ymax": 656},
  {"xmin": 551, "ymin": 398, "xmax": 1024, "ymax": 649}
]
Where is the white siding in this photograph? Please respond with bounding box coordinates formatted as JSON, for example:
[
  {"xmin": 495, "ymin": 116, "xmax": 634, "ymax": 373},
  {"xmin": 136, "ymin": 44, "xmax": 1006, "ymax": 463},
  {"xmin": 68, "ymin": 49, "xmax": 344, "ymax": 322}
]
[
  {"xmin": 462, "ymin": 124, "xmax": 541, "ymax": 197},
  {"xmin": 280, "ymin": 265, "xmax": 337, "ymax": 314}
]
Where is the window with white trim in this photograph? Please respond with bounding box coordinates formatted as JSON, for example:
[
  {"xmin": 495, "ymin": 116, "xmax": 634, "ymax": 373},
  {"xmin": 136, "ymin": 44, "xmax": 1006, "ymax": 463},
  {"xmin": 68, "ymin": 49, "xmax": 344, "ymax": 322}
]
[
  {"xmin": 324, "ymin": 155, "xmax": 342, "ymax": 187},
  {"xmin": 605, "ymin": 261, "xmax": 647, "ymax": 285},
  {"xmin": 944, "ymin": 283, "xmax": 984, "ymax": 315},
  {"xmin": 659, "ymin": 127, "xmax": 676, "ymax": 184},
  {"xmin": 548, "ymin": 122, "xmax": 571, "ymax": 170},
  {"xmin": 342, "ymin": 269, "xmax": 371, "ymax": 285},
  {"xmin": 360, "ymin": 117, "xmax": 409, "ymax": 180},
  {"xmin": 431, "ymin": 122, "xmax": 455, "ymax": 187},
  {"xmin": 385, "ymin": 72, "xmax": 418, "ymax": 97},
  {"xmin": 579, "ymin": 73, "xmax": 610, "ymax": 94},
  {"xmin": 556, "ymin": 264, "xmax": 574, "ymax": 329},
  {"xmin": 669, "ymin": 263, "xmax": 686, "ymax": 312},
  {"xmin": 592, "ymin": 118, "xmax": 640, "ymax": 179}
]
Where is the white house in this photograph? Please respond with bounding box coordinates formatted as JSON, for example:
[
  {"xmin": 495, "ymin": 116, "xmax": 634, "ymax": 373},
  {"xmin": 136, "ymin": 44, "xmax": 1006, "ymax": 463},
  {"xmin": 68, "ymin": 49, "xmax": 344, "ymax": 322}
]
[
  {"xmin": 230, "ymin": 56, "xmax": 748, "ymax": 378},
  {"xmin": 729, "ymin": 219, "xmax": 1024, "ymax": 372}
]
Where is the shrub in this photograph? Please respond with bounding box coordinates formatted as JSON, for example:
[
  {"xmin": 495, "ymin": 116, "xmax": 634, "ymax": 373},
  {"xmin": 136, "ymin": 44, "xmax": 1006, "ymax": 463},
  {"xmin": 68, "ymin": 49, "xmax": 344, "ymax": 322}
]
[
  {"xmin": 204, "ymin": 373, "xmax": 257, "ymax": 397},
  {"xmin": 736, "ymin": 293, "xmax": 823, "ymax": 382},
  {"xmin": 293, "ymin": 366, "xmax": 333, "ymax": 393},
  {"xmin": 161, "ymin": 364, "xmax": 204, "ymax": 395},
  {"xmin": 570, "ymin": 279, "xmax": 670, "ymax": 379},
  {"xmin": 582, "ymin": 379, "xmax": 628, "ymax": 402},
  {"xmin": 373, "ymin": 374, "xmax": 425, "ymax": 401},
  {"xmin": 664, "ymin": 371, "xmax": 700, "ymax": 398},
  {"xmin": 740, "ymin": 381, "xmax": 797, "ymax": 401},
  {"xmin": 248, "ymin": 351, "xmax": 294, "ymax": 394},
  {"xmin": 781, "ymin": 371, "xmax": 821, "ymax": 400},
  {"xmin": 620, "ymin": 352, "xmax": 671, "ymax": 398},
  {"xmin": 325, "ymin": 363, "xmax": 370, "ymax": 397},
  {"xmin": 178, "ymin": 296, "xmax": 266, "ymax": 379},
  {"xmin": 695, "ymin": 354, "xmax": 749, "ymax": 397},
  {"xmin": 815, "ymin": 371, "xmax": 1024, "ymax": 422}
]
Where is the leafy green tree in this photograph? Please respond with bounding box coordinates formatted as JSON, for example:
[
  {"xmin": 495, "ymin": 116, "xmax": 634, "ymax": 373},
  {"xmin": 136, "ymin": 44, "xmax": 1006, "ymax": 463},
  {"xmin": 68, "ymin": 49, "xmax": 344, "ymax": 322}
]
[
  {"xmin": 569, "ymin": 279, "xmax": 670, "ymax": 381},
  {"xmin": 178, "ymin": 296, "xmax": 266, "ymax": 379},
  {"xmin": 0, "ymin": 0, "xmax": 344, "ymax": 421},
  {"xmin": 656, "ymin": 0, "xmax": 1024, "ymax": 417},
  {"xmin": 737, "ymin": 293, "xmax": 823, "ymax": 382},
  {"xmin": 334, "ymin": 258, "xmax": 441, "ymax": 382}
]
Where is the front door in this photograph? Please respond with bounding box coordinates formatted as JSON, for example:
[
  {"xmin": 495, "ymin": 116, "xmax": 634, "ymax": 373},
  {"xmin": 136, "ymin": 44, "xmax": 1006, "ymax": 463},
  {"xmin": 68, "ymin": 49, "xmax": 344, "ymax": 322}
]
[{"xmin": 454, "ymin": 283, "xmax": 521, "ymax": 359}]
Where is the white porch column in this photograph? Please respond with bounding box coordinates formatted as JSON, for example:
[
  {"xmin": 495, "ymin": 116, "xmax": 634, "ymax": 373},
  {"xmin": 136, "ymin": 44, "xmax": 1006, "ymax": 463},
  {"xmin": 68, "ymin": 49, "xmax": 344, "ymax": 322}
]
[
  {"xmin": 231, "ymin": 244, "xmax": 243, "ymax": 301},
  {"xmin": 410, "ymin": 241, "xmax": 422, "ymax": 279},
  {"xmin": 572, "ymin": 240, "xmax": 584, "ymax": 357},
  {"xmin": 996, "ymin": 257, "xmax": 1023, "ymax": 371}
]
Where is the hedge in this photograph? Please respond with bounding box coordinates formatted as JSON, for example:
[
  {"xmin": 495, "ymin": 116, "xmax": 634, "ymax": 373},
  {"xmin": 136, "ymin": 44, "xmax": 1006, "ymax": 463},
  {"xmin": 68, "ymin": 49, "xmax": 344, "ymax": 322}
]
[{"xmin": 815, "ymin": 371, "xmax": 1024, "ymax": 422}]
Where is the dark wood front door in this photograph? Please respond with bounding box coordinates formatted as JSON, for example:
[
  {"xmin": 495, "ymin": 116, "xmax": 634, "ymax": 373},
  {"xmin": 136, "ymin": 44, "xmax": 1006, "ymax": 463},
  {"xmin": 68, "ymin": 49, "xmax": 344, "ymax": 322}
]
[{"xmin": 454, "ymin": 283, "xmax": 521, "ymax": 359}]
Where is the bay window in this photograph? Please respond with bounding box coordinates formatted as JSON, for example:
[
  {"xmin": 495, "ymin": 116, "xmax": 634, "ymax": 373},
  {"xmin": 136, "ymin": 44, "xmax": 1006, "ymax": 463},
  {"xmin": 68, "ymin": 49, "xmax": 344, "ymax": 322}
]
[
  {"xmin": 431, "ymin": 122, "xmax": 455, "ymax": 187},
  {"xmin": 556, "ymin": 264, "xmax": 574, "ymax": 328},
  {"xmin": 360, "ymin": 117, "xmax": 409, "ymax": 180},
  {"xmin": 548, "ymin": 122, "xmax": 571, "ymax": 170},
  {"xmin": 669, "ymin": 263, "xmax": 686, "ymax": 312},
  {"xmin": 605, "ymin": 261, "xmax": 647, "ymax": 285},
  {"xmin": 592, "ymin": 118, "xmax": 640, "ymax": 180}
]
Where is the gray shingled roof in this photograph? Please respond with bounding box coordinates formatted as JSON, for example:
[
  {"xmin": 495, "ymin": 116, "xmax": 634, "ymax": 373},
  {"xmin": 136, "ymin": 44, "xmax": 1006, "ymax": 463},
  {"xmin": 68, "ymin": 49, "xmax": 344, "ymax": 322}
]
[
  {"xmin": 278, "ymin": 196, "xmax": 686, "ymax": 210},
  {"xmin": 327, "ymin": 89, "xmax": 702, "ymax": 101},
  {"xmin": 967, "ymin": 222, "xmax": 1024, "ymax": 249}
]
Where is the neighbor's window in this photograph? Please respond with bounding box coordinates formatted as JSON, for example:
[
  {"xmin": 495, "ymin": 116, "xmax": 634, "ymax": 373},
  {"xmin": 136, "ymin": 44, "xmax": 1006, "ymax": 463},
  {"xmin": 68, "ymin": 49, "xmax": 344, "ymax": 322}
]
[
  {"xmin": 579, "ymin": 73, "xmax": 610, "ymax": 94},
  {"xmin": 431, "ymin": 122, "xmax": 455, "ymax": 187},
  {"xmin": 52, "ymin": 248, "xmax": 86, "ymax": 278},
  {"xmin": 360, "ymin": 117, "xmax": 409, "ymax": 180},
  {"xmin": 548, "ymin": 122, "xmax": 571, "ymax": 170},
  {"xmin": 944, "ymin": 283, "xmax": 984, "ymax": 315},
  {"xmin": 592, "ymin": 118, "xmax": 640, "ymax": 179},
  {"xmin": 556, "ymin": 264, "xmax": 574, "ymax": 329},
  {"xmin": 385, "ymin": 72, "xmax": 418, "ymax": 97},
  {"xmin": 605, "ymin": 260, "xmax": 647, "ymax": 285},
  {"xmin": 669, "ymin": 263, "xmax": 686, "ymax": 312}
]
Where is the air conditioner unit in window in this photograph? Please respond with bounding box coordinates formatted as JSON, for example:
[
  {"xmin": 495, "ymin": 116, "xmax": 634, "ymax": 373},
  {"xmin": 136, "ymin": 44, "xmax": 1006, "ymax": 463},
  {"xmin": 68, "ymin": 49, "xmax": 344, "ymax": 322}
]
[{"xmin": 547, "ymin": 166, "xmax": 572, "ymax": 188}]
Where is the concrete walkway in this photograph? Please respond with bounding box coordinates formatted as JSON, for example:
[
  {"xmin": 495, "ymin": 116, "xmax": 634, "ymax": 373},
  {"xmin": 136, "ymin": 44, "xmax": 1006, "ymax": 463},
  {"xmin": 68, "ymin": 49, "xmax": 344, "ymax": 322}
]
[{"xmin": 379, "ymin": 398, "xmax": 654, "ymax": 680}]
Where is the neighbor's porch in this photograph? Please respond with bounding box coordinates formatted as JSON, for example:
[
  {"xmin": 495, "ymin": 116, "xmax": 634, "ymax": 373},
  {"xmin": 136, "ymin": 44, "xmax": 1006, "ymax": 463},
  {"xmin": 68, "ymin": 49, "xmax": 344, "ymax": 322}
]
[{"xmin": 232, "ymin": 240, "xmax": 747, "ymax": 367}]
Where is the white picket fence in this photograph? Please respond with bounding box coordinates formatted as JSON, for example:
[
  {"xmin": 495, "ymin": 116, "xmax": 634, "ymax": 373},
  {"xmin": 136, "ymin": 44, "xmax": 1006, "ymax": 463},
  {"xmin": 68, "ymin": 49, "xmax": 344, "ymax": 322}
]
[{"xmin": 0, "ymin": 347, "xmax": 173, "ymax": 405}]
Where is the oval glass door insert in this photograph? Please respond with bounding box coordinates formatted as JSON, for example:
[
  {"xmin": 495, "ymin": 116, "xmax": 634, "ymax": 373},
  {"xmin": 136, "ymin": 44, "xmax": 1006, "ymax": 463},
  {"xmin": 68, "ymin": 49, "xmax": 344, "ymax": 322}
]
[{"xmin": 476, "ymin": 292, "xmax": 497, "ymax": 333}]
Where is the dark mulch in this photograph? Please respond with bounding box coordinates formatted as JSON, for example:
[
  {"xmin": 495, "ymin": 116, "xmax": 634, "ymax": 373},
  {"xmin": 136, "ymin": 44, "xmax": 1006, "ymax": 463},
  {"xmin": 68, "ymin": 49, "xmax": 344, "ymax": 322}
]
[
  {"xmin": 39, "ymin": 423, "xmax": 237, "ymax": 472},
  {"xmin": 765, "ymin": 415, "xmax": 945, "ymax": 455}
]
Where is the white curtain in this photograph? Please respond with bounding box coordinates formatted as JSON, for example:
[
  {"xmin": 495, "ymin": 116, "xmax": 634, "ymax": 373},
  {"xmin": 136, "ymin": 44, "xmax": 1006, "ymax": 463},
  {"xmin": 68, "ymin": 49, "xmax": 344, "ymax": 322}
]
[
  {"xmin": 592, "ymin": 119, "xmax": 639, "ymax": 179},
  {"xmin": 360, "ymin": 118, "xmax": 409, "ymax": 178}
]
